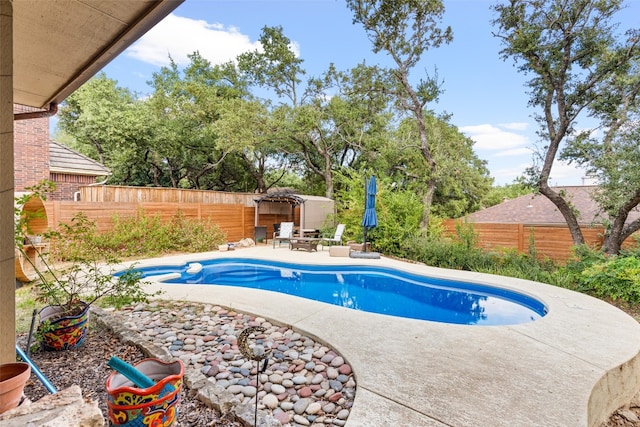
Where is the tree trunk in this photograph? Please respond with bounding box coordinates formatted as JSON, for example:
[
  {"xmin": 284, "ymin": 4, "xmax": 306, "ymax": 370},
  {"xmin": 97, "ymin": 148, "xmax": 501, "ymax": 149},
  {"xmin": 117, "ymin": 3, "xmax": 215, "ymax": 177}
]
[
  {"xmin": 538, "ymin": 183, "xmax": 585, "ymax": 246},
  {"xmin": 420, "ymin": 178, "xmax": 436, "ymax": 230},
  {"xmin": 601, "ymin": 197, "xmax": 640, "ymax": 255},
  {"xmin": 324, "ymin": 153, "xmax": 333, "ymax": 199}
]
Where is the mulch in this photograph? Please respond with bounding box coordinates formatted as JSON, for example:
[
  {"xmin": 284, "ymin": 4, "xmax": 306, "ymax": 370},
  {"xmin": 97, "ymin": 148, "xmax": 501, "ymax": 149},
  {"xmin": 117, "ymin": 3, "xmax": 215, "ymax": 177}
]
[{"xmin": 17, "ymin": 320, "xmax": 243, "ymax": 427}]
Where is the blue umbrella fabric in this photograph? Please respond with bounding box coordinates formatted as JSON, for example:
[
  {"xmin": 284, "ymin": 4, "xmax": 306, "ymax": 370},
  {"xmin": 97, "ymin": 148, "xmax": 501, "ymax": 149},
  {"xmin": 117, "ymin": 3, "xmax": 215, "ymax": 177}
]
[{"xmin": 361, "ymin": 175, "xmax": 378, "ymax": 252}]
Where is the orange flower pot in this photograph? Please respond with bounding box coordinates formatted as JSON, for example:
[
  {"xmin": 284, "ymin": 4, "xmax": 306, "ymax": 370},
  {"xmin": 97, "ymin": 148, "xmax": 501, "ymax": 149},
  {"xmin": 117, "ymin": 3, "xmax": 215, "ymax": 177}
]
[{"xmin": 0, "ymin": 362, "xmax": 31, "ymax": 414}]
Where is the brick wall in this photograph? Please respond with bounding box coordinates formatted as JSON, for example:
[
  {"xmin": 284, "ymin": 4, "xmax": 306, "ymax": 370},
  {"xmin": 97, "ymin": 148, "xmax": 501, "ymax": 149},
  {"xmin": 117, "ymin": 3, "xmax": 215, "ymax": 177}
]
[
  {"xmin": 13, "ymin": 104, "xmax": 49, "ymax": 191},
  {"xmin": 48, "ymin": 173, "xmax": 97, "ymax": 201}
]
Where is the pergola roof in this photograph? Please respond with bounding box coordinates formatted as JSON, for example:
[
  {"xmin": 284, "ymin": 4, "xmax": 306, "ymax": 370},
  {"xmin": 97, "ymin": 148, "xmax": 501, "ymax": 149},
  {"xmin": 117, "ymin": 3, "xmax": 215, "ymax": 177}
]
[
  {"xmin": 254, "ymin": 191, "xmax": 333, "ymax": 206},
  {"xmin": 255, "ymin": 191, "xmax": 306, "ymax": 206}
]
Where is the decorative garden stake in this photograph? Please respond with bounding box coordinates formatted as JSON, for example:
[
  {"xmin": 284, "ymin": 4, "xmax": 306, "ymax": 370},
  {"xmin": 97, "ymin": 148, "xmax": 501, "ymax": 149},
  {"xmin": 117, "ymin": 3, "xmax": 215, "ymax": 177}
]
[{"xmin": 238, "ymin": 326, "xmax": 272, "ymax": 427}]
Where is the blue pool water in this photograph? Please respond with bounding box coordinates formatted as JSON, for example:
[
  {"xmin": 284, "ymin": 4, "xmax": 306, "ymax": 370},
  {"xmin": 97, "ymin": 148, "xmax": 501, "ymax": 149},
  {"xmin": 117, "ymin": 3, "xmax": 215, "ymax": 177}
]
[{"xmin": 126, "ymin": 258, "xmax": 547, "ymax": 325}]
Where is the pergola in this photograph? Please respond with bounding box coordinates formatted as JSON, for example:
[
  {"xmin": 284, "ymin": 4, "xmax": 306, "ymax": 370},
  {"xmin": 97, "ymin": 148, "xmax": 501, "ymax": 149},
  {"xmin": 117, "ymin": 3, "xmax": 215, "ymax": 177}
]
[
  {"xmin": 254, "ymin": 191, "xmax": 307, "ymax": 237},
  {"xmin": 0, "ymin": 0, "xmax": 184, "ymax": 364},
  {"xmin": 254, "ymin": 191, "xmax": 336, "ymax": 239}
]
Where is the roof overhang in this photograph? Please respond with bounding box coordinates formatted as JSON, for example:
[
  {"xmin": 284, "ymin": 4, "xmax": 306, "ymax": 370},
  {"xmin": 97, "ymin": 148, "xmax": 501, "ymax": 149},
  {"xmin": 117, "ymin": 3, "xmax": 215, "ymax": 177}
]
[
  {"xmin": 12, "ymin": 0, "xmax": 184, "ymax": 109},
  {"xmin": 49, "ymin": 167, "xmax": 111, "ymax": 177}
]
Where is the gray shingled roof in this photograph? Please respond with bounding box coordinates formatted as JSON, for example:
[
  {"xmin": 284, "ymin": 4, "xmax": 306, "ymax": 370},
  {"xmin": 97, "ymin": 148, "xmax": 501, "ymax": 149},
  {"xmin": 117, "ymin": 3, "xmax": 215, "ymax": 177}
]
[
  {"xmin": 466, "ymin": 186, "xmax": 640, "ymax": 225},
  {"xmin": 49, "ymin": 141, "xmax": 111, "ymax": 176}
]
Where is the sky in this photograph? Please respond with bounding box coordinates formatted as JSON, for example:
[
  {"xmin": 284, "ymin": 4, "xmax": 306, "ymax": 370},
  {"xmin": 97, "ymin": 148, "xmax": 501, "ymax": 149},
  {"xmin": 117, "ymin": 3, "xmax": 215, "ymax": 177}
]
[{"xmin": 86, "ymin": 0, "xmax": 640, "ymax": 186}]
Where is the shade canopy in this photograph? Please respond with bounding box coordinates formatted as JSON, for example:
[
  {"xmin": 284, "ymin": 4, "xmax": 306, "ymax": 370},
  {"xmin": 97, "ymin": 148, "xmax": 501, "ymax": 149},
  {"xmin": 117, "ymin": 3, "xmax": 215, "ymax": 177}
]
[{"xmin": 254, "ymin": 191, "xmax": 305, "ymax": 207}]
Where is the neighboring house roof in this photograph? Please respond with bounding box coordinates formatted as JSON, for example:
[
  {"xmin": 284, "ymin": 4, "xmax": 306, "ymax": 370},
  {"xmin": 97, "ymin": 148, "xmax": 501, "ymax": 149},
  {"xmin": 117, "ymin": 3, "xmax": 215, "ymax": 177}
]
[
  {"xmin": 49, "ymin": 141, "xmax": 111, "ymax": 177},
  {"xmin": 466, "ymin": 186, "xmax": 640, "ymax": 226}
]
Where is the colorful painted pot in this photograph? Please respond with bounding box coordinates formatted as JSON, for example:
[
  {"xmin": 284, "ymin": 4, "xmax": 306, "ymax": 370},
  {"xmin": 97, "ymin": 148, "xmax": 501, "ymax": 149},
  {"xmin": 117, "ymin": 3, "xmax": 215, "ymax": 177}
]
[
  {"xmin": 39, "ymin": 301, "xmax": 90, "ymax": 351},
  {"xmin": 0, "ymin": 362, "xmax": 31, "ymax": 414},
  {"xmin": 105, "ymin": 358, "xmax": 184, "ymax": 427}
]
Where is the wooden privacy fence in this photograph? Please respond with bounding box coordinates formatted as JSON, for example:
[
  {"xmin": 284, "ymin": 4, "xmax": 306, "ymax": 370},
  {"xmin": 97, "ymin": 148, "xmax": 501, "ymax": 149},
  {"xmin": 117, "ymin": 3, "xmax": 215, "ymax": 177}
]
[
  {"xmin": 45, "ymin": 201, "xmax": 255, "ymax": 243},
  {"xmin": 80, "ymin": 185, "xmax": 257, "ymax": 206},
  {"xmin": 442, "ymin": 219, "xmax": 605, "ymax": 263}
]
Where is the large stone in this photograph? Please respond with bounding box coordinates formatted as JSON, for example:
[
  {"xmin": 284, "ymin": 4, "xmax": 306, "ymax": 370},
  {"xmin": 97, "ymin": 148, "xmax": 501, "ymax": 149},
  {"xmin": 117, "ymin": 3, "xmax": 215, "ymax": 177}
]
[
  {"xmin": 196, "ymin": 384, "xmax": 240, "ymax": 415},
  {"xmin": 233, "ymin": 402, "xmax": 281, "ymax": 427},
  {"xmin": 183, "ymin": 368, "xmax": 208, "ymax": 389},
  {"xmin": 0, "ymin": 385, "xmax": 103, "ymax": 427}
]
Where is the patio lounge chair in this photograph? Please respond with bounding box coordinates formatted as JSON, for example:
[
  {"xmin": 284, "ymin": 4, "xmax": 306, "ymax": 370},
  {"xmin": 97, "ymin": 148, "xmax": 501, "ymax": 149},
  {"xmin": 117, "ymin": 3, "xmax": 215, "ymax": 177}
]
[
  {"xmin": 321, "ymin": 224, "xmax": 345, "ymax": 248},
  {"xmin": 273, "ymin": 222, "xmax": 294, "ymax": 248}
]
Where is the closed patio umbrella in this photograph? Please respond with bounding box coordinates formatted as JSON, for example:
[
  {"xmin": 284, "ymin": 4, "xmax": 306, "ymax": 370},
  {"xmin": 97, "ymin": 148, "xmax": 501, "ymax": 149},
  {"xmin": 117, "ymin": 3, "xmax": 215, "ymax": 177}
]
[{"xmin": 361, "ymin": 175, "xmax": 378, "ymax": 253}]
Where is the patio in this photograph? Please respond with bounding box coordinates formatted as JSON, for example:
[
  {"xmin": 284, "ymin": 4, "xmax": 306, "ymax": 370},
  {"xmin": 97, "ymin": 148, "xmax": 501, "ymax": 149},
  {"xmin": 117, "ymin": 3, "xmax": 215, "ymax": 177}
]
[{"xmin": 124, "ymin": 245, "xmax": 640, "ymax": 426}]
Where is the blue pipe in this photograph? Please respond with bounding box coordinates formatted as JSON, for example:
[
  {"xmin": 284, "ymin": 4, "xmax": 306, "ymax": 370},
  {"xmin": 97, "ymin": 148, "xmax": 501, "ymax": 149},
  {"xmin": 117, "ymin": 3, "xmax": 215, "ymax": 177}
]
[{"xmin": 16, "ymin": 345, "xmax": 58, "ymax": 394}]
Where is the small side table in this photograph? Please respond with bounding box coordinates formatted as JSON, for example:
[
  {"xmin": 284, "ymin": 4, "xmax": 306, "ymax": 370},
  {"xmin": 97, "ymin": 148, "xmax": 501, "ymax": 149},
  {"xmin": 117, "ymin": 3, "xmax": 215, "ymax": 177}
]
[{"xmin": 289, "ymin": 238, "xmax": 320, "ymax": 252}]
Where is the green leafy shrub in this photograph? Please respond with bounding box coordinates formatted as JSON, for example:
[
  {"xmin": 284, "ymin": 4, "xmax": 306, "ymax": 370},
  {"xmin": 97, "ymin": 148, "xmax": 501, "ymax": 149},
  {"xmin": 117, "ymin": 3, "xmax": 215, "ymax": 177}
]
[
  {"xmin": 333, "ymin": 171, "xmax": 423, "ymax": 255},
  {"xmin": 50, "ymin": 210, "xmax": 227, "ymax": 261},
  {"xmin": 15, "ymin": 185, "xmax": 158, "ymax": 323},
  {"xmin": 578, "ymin": 256, "xmax": 640, "ymax": 302},
  {"xmin": 165, "ymin": 212, "xmax": 227, "ymax": 253}
]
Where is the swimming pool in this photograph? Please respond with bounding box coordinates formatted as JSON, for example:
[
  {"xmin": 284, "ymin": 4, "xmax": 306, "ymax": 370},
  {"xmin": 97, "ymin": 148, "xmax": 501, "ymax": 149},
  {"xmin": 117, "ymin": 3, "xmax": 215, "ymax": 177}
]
[{"xmin": 127, "ymin": 258, "xmax": 547, "ymax": 325}]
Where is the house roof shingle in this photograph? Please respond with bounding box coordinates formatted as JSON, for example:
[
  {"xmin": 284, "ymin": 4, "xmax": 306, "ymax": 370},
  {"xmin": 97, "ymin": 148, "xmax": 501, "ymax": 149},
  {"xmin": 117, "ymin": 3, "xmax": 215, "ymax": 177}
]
[
  {"xmin": 49, "ymin": 141, "xmax": 111, "ymax": 177},
  {"xmin": 467, "ymin": 186, "xmax": 640, "ymax": 225}
]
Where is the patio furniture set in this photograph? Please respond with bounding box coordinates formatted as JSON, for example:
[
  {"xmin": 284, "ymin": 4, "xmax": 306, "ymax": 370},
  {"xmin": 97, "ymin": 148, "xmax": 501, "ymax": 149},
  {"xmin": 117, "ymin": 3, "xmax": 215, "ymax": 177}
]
[{"xmin": 272, "ymin": 222, "xmax": 346, "ymax": 252}]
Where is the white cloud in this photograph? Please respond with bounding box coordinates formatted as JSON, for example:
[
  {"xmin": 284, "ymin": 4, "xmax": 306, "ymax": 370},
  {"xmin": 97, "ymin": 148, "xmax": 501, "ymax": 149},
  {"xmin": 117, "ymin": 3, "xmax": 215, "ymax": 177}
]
[
  {"xmin": 490, "ymin": 159, "xmax": 588, "ymax": 186},
  {"xmin": 494, "ymin": 147, "xmax": 533, "ymax": 157},
  {"xmin": 460, "ymin": 123, "xmax": 529, "ymax": 151},
  {"xmin": 490, "ymin": 162, "xmax": 531, "ymax": 184},
  {"xmin": 498, "ymin": 122, "xmax": 529, "ymax": 131},
  {"xmin": 548, "ymin": 160, "xmax": 588, "ymax": 186},
  {"xmin": 126, "ymin": 14, "xmax": 263, "ymax": 67}
]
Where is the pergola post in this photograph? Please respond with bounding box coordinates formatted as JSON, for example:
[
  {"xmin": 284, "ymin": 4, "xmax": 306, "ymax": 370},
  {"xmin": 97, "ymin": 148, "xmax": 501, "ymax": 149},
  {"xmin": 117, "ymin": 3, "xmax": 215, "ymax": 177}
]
[
  {"xmin": 299, "ymin": 201, "xmax": 305, "ymax": 237},
  {"xmin": 254, "ymin": 200, "xmax": 259, "ymax": 227},
  {"xmin": 0, "ymin": 0, "xmax": 15, "ymax": 364}
]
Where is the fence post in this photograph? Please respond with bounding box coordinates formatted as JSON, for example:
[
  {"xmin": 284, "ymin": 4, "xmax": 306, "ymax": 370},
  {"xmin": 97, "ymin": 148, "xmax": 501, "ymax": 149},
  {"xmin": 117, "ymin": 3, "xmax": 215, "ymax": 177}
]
[{"xmin": 518, "ymin": 223, "xmax": 524, "ymax": 253}]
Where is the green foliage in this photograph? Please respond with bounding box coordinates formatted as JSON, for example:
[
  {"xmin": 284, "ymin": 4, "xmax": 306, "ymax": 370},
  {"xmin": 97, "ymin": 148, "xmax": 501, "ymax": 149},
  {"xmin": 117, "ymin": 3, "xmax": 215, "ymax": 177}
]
[
  {"xmin": 492, "ymin": 0, "xmax": 639, "ymax": 253},
  {"xmin": 399, "ymin": 232, "xmax": 566, "ymax": 285},
  {"xmin": 15, "ymin": 185, "xmax": 159, "ymax": 318},
  {"xmin": 578, "ymin": 256, "xmax": 640, "ymax": 302},
  {"xmin": 333, "ymin": 171, "xmax": 423, "ymax": 254},
  {"xmin": 35, "ymin": 257, "xmax": 154, "ymax": 311},
  {"xmin": 563, "ymin": 245, "xmax": 640, "ymax": 302},
  {"xmin": 347, "ymin": 0, "xmax": 453, "ymax": 227},
  {"xmin": 51, "ymin": 211, "xmax": 227, "ymax": 261}
]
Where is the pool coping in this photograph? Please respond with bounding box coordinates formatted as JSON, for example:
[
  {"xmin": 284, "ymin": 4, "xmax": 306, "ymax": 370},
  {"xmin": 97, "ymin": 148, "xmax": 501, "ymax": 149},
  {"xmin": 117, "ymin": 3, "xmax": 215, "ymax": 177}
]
[{"xmin": 122, "ymin": 245, "xmax": 640, "ymax": 427}]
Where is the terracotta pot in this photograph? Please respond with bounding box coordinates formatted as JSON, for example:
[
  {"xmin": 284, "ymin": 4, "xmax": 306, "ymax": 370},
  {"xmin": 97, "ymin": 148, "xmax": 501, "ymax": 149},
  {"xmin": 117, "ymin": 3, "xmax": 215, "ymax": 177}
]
[
  {"xmin": 0, "ymin": 362, "xmax": 31, "ymax": 414},
  {"xmin": 39, "ymin": 301, "xmax": 90, "ymax": 351},
  {"xmin": 105, "ymin": 358, "xmax": 184, "ymax": 426}
]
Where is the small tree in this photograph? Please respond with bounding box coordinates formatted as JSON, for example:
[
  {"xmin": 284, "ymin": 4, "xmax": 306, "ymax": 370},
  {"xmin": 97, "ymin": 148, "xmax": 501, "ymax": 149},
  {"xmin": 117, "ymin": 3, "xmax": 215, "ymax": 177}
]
[
  {"xmin": 492, "ymin": 0, "xmax": 640, "ymax": 253},
  {"xmin": 347, "ymin": 0, "xmax": 453, "ymax": 229},
  {"xmin": 15, "ymin": 182, "xmax": 158, "ymax": 319}
]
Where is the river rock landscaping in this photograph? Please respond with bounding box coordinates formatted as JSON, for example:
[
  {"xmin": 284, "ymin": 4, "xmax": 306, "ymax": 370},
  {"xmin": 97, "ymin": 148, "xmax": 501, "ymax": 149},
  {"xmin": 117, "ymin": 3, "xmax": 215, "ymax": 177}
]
[{"xmin": 111, "ymin": 301, "xmax": 356, "ymax": 427}]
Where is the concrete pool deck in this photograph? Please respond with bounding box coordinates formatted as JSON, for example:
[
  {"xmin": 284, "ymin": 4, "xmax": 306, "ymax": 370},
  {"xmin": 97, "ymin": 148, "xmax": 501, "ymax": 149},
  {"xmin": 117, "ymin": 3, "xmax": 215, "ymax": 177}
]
[{"xmin": 127, "ymin": 245, "xmax": 640, "ymax": 426}]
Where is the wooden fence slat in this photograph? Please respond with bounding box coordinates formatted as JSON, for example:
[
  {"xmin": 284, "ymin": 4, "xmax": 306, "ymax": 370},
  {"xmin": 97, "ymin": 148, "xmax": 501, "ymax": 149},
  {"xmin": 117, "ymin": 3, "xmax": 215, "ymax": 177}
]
[
  {"xmin": 442, "ymin": 219, "xmax": 619, "ymax": 263},
  {"xmin": 46, "ymin": 201, "xmax": 258, "ymax": 242}
]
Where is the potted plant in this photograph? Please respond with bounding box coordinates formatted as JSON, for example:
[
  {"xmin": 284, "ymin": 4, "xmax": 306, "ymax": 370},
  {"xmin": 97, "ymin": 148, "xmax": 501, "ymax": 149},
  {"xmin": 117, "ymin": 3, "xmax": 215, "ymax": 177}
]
[
  {"xmin": 0, "ymin": 363, "xmax": 31, "ymax": 414},
  {"xmin": 33, "ymin": 252, "xmax": 151, "ymax": 351},
  {"xmin": 15, "ymin": 182, "xmax": 159, "ymax": 351}
]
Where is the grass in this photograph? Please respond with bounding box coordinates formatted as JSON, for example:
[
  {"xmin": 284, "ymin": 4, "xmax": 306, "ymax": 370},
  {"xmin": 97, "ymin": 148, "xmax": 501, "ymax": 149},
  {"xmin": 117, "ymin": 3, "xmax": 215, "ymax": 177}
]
[{"xmin": 16, "ymin": 284, "xmax": 38, "ymax": 334}]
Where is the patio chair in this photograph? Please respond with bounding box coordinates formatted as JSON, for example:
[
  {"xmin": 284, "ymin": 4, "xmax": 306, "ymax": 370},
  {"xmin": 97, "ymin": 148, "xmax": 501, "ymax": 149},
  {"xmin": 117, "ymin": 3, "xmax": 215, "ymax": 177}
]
[
  {"xmin": 273, "ymin": 222, "xmax": 294, "ymax": 248},
  {"xmin": 321, "ymin": 224, "xmax": 345, "ymax": 249}
]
